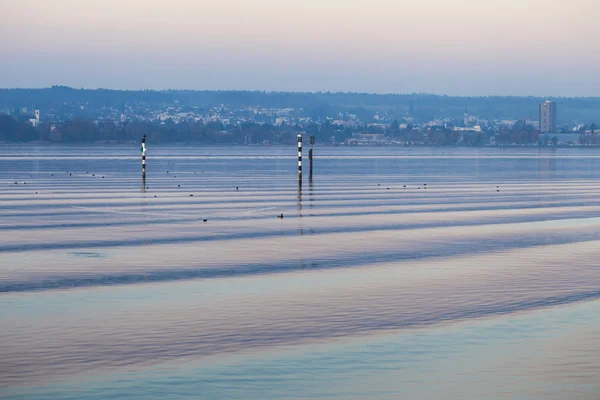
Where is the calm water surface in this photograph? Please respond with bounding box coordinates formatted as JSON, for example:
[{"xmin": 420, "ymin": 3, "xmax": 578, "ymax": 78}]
[{"xmin": 1, "ymin": 145, "xmax": 599, "ymax": 399}]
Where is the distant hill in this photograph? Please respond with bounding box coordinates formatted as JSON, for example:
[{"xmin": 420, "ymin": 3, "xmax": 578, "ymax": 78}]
[{"xmin": 1, "ymin": 86, "xmax": 599, "ymax": 124}]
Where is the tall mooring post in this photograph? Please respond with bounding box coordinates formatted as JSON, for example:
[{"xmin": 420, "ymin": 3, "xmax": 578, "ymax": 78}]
[
  {"xmin": 141, "ymin": 134, "xmax": 147, "ymax": 182},
  {"xmin": 297, "ymin": 133, "xmax": 303, "ymax": 186}
]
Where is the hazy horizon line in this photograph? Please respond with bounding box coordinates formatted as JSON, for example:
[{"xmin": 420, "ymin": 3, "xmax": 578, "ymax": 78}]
[{"xmin": 1, "ymin": 86, "xmax": 598, "ymax": 100}]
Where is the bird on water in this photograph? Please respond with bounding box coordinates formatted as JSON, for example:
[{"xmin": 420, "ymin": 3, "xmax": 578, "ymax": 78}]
[{"xmin": 277, "ymin": 213, "xmax": 284, "ymax": 219}]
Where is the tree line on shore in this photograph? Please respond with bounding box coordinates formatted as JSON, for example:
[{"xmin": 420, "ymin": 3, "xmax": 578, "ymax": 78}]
[{"xmin": 1, "ymin": 114, "xmax": 598, "ymax": 146}]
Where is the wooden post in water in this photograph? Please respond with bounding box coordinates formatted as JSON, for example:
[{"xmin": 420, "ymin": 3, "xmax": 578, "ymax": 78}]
[
  {"xmin": 297, "ymin": 133, "xmax": 302, "ymax": 186},
  {"xmin": 141, "ymin": 134, "xmax": 147, "ymax": 190},
  {"xmin": 142, "ymin": 135, "xmax": 147, "ymax": 178}
]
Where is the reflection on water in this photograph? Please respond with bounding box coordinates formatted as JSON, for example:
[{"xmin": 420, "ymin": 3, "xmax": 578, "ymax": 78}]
[
  {"xmin": 309, "ymin": 176, "xmax": 314, "ymax": 210},
  {"xmin": 297, "ymin": 182, "xmax": 303, "ymax": 235},
  {"xmin": 297, "ymin": 182, "xmax": 303, "ymax": 215},
  {"xmin": 6, "ymin": 299, "xmax": 599, "ymax": 400},
  {"xmin": 1, "ymin": 146, "xmax": 600, "ymax": 399},
  {"xmin": 539, "ymin": 148, "xmax": 557, "ymax": 179}
]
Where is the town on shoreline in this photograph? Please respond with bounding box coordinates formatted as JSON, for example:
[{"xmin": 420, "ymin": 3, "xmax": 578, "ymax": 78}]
[{"xmin": 1, "ymin": 87, "xmax": 598, "ymax": 146}]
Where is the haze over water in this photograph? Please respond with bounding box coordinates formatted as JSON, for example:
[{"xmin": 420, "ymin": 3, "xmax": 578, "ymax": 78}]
[{"xmin": 1, "ymin": 145, "xmax": 600, "ymax": 399}]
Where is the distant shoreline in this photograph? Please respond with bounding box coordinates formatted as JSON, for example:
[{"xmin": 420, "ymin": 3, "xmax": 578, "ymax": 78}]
[{"xmin": 1, "ymin": 142, "xmax": 599, "ymax": 149}]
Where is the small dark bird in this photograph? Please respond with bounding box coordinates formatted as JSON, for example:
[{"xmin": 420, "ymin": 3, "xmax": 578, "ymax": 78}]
[
  {"xmin": 92, "ymin": 174, "xmax": 95, "ymax": 176},
  {"xmin": 497, "ymin": 189, "xmax": 500, "ymax": 192},
  {"xmin": 178, "ymin": 184, "xmax": 180, "ymax": 187},
  {"xmin": 378, "ymin": 184, "xmax": 381, "ymax": 186},
  {"xmin": 194, "ymin": 172, "xmax": 196, "ymax": 174},
  {"xmin": 403, "ymin": 185, "xmax": 406, "ymax": 188},
  {"xmin": 387, "ymin": 187, "xmax": 390, "ymax": 190},
  {"xmin": 418, "ymin": 187, "xmax": 421, "ymax": 189},
  {"xmin": 154, "ymin": 195, "xmax": 157, "ymax": 198},
  {"xmin": 69, "ymin": 174, "xmax": 72, "ymax": 176},
  {"xmin": 146, "ymin": 186, "xmax": 149, "ymax": 189},
  {"xmin": 167, "ymin": 171, "xmax": 169, "ymax": 173},
  {"xmin": 51, "ymin": 174, "xmax": 54, "ymax": 176},
  {"xmin": 203, "ymin": 219, "xmax": 208, "ymax": 222},
  {"xmin": 35, "ymin": 192, "xmax": 38, "ymax": 194},
  {"xmin": 189, "ymin": 194, "xmax": 193, "ymax": 196},
  {"xmin": 14, "ymin": 182, "xmax": 17, "ymax": 184},
  {"xmin": 236, "ymin": 187, "xmax": 239, "ymax": 190},
  {"xmin": 277, "ymin": 213, "xmax": 284, "ymax": 219},
  {"xmin": 102, "ymin": 176, "xmax": 104, "ymax": 178}
]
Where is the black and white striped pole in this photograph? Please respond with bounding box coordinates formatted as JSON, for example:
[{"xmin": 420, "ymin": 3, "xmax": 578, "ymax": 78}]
[
  {"xmin": 141, "ymin": 134, "xmax": 147, "ymax": 181},
  {"xmin": 297, "ymin": 133, "xmax": 302, "ymax": 184}
]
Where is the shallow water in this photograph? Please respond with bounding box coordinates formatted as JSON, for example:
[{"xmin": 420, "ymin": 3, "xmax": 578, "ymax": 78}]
[{"xmin": 1, "ymin": 145, "xmax": 599, "ymax": 399}]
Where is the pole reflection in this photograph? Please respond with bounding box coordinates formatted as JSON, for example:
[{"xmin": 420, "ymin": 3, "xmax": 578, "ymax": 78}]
[
  {"xmin": 297, "ymin": 181, "xmax": 303, "ymax": 235},
  {"xmin": 309, "ymin": 176, "xmax": 314, "ymax": 210}
]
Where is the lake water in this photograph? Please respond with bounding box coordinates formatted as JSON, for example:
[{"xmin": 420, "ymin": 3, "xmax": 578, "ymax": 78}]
[{"xmin": 1, "ymin": 145, "xmax": 599, "ymax": 399}]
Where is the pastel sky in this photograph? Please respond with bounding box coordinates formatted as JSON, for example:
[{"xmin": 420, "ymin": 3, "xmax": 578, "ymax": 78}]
[{"xmin": 0, "ymin": 0, "xmax": 598, "ymax": 96}]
